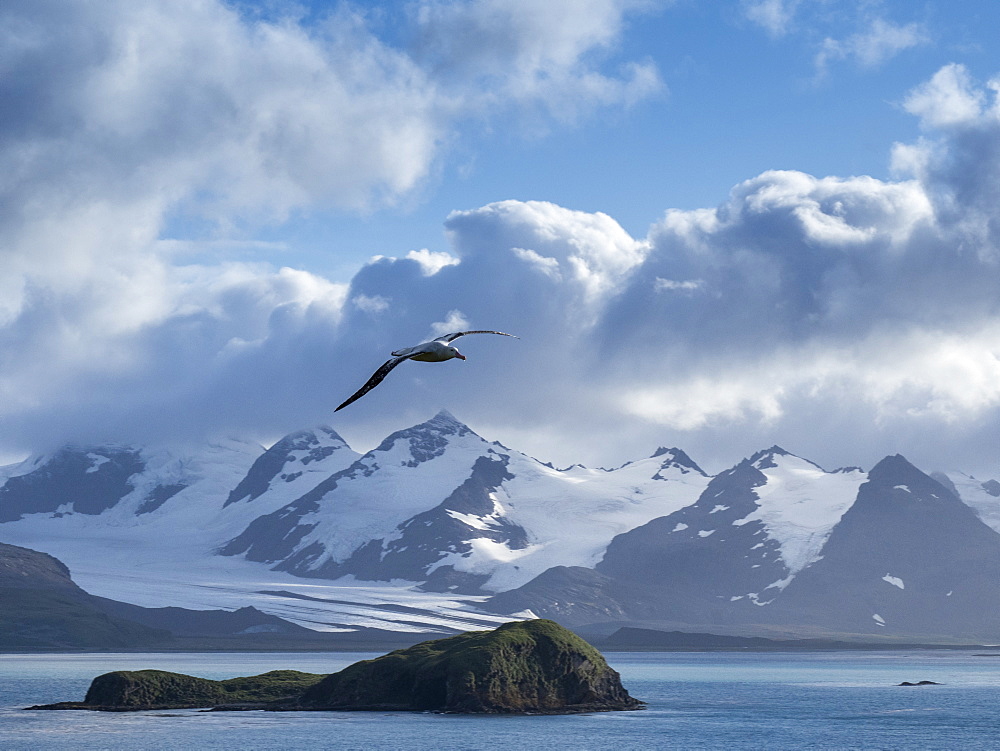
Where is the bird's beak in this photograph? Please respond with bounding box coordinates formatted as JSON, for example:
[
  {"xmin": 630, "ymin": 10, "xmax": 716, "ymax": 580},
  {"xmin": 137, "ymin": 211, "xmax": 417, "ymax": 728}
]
[{"xmin": 456, "ymin": 353, "xmax": 467, "ymax": 360}]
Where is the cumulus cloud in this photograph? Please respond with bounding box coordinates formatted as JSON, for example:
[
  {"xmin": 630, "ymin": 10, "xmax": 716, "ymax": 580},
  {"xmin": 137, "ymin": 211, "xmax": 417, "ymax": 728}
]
[
  {"xmin": 2, "ymin": 1, "xmax": 1000, "ymax": 481},
  {"xmin": 429, "ymin": 309, "xmax": 472, "ymax": 338},
  {"xmin": 902, "ymin": 63, "xmax": 987, "ymax": 129},
  {"xmin": 405, "ymin": 249, "xmax": 462, "ymax": 275},
  {"xmin": 0, "ymin": 260, "xmax": 349, "ymax": 448},
  {"xmin": 894, "ymin": 64, "xmax": 1000, "ymax": 260},
  {"xmin": 322, "ymin": 65, "xmax": 1000, "ymax": 477},
  {"xmin": 0, "ymin": 0, "xmax": 659, "ymax": 453}
]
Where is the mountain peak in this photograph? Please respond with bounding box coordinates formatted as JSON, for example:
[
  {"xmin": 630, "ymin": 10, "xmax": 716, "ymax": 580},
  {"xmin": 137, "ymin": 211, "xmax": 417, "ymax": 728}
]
[
  {"xmin": 315, "ymin": 425, "xmax": 349, "ymax": 443},
  {"xmin": 862, "ymin": 454, "xmax": 963, "ymax": 506},
  {"xmin": 271, "ymin": 426, "xmax": 348, "ymax": 452},
  {"xmin": 748, "ymin": 445, "xmax": 792, "ymax": 470},
  {"xmin": 428, "ymin": 409, "xmax": 465, "ymax": 428},
  {"xmin": 867, "ymin": 454, "xmax": 918, "ymax": 481},
  {"xmin": 222, "ymin": 425, "xmax": 357, "ymax": 507},
  {"xmin": 403, "ymin": 410, "xmax": 474, "ymax": 438},
  {"xmin": 650, "ymin": 447, "xmax": 707, "ymax": 477},
  {"xmin": 369, "ymin": 410, "xmax": 478, "ymax": 466}
]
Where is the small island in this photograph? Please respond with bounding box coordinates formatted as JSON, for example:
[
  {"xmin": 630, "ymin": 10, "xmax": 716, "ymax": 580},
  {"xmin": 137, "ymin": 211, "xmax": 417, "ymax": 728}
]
[{"xmin": 28, "ymin": 619, "xmax": 643, "ymax": 714}]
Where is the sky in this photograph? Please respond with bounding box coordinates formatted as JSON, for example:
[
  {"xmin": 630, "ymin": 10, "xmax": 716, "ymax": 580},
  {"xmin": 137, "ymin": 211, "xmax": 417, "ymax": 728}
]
[{"xmin": 3, "ymin": 0, "xmax": 1000, "ymax": 477}]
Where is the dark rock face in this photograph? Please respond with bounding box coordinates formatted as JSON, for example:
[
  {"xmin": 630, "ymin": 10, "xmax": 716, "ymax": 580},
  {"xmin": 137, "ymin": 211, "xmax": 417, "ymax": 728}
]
[
  {"xmin": 596, "ymin": 450, "xmax": 793, "ymax": 613},
  {"xmin": 297, "ymin": 619, "xmax": 643, "ymax": 713},
  {"xmin": 759, "ymin": 455, "xmax": 1000, "ymax": 638},
  {"xmin": 0, "ymin": 542, "xmax": 79, "ymax": 592},
  {"xmin": 0, "ymin": 446, "xmax": 144, "ymax": 521},
  {"xmin": 485, "ymin": 566, "xmax": 634, "ymax": 623},
  {"xmin": 0, "ymin": 542, "xmax": 171, "ymax": 650},
  {"xmin": 0, "ymin": 543, "xmax": 332, "ymax": 650},
  {"xmin": 650, "ymin": 447, "xmax": 707, "ymax": 479},
  {"xmin": 134, "ymin": 483, "xmax": 187, "ymax": 514},
  {"xmin": 982, "ymin": 479, "xmax": 1000, "ymax": 498}
]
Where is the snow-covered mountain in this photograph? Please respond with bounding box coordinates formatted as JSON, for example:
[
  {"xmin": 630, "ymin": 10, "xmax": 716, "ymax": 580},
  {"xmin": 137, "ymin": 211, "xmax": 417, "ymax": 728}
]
[
  {"xmin": 0, "ymin": 445, "xmax": 149, "ymax": 522},
  {"xmin": 0, "ymin": 413, "xmax": 709, "ymax": 633},
  {"xmin": 2, "ymin": 413, "xmax": 1000, "ymax": 641},
  {"xmin": 933, "ymin": 470, "xmax": 1000, "ymax": 533},
  {"xmin": 760, "ymin": 455, "xmax": 1000, "ymax": 639},
  {"xmin": 0, "ymin": 429, "xmax": 366, "ymax": 553},
  {"xmin": 220, "ymin": 410, "xmax": 711, "ymax": 593},
  {"xmin": 486, "ymin": 447, "xmax": 864, "ymax": 626},
  {"xmin": 597, "ymin": 447, "xmax": 865, "ymax": 606},
  {"xmin": 488, "ymin": 451, "xmax": 1000, "ymax": 641}
]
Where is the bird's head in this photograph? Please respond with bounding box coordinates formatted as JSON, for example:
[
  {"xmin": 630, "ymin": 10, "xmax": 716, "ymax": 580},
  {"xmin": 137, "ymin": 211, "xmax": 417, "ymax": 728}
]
[{"xmin": 450, "ymin": 347, "xmax": 466, "ymax": 360}]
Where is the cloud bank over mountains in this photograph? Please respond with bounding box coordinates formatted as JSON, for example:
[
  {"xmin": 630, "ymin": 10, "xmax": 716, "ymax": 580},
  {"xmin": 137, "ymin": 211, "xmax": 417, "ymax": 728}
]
[
  {"xmin": 336, "ymin": 71, "xmax": 1000, "ymax": 473},
  {"xmin": 2, "ymin": 1, "xmax": 999, "ymax": 477},
  {"xmin": 0, "ymin": 0, "xmax": 654, "ymax": 445}
]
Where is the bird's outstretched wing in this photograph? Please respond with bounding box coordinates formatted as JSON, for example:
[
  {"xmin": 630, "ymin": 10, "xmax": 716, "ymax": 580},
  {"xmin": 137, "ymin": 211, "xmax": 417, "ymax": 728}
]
[
  {"xmin": 335, "ymin": 356, "xmax": 409, "ymax": 412},
  {"xmin": 434, "ymin": 330, "xmax": 519, "ymax": 343}
]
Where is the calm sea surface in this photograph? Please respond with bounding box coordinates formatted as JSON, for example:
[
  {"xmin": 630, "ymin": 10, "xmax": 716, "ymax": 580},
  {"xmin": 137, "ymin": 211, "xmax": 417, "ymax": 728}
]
[{"xmin": 2, "ymin": 650, "xmax": 999, "ymax": 750}]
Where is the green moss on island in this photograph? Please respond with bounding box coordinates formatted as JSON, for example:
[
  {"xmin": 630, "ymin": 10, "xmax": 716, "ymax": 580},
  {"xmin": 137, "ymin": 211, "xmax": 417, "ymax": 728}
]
[
  {"xmin": 32, "ymin": 669, "xmax": 325, "ymax": 710},
  {"xmin": 28, "ymin": 620, "xmax": 643, "ymax": 714},
  {"xmin": 297, "ymin": 619, "xmax": 642, "ymax": 713}
]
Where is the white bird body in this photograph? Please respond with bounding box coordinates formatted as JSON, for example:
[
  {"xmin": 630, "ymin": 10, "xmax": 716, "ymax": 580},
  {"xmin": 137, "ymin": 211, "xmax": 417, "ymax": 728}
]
[
  {"xmin": 335, "ymin": 330, "xmax": 517, "ymax": 411},
  {"xmin": 390, "ymin": 340, "xmax": 464, "ymax": 362}
]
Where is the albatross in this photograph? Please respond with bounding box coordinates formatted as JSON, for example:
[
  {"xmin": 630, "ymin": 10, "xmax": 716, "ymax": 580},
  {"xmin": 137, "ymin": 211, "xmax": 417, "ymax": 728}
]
[{"xmin": 335, "ymin": 330, "xmax": 518, "ymax": 412}]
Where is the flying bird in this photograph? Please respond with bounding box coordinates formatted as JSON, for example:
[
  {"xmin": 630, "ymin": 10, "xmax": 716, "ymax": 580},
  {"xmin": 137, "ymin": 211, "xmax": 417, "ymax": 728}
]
[{"xmin": 335, "ymin": 330, "xmax": 518, "ymax": 412}]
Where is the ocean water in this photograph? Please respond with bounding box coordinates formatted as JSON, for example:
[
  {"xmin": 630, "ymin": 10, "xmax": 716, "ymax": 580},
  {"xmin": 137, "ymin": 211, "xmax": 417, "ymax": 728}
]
[{"xmin": 2, "ymin": 650, "xmax": 1000, "ymax": 750}]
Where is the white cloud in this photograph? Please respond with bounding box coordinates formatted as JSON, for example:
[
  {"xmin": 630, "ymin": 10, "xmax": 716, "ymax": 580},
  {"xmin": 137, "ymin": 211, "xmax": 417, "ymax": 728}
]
[
  {"xmin": 449, "ymin": 200, "xmax": 648, "ymax": 303},
  {"xmin": 619, "ymin": 329, "xmax": 1000, "ymax": 432},
  {"xmin": 429, "ymin": 309, "xmax": 471, "ymax": 338},
  {"xmin": 0, "ymin": 0, "xmax": 661, "ymax": 453},
  {"xmin": 512, "ymin": 248, "xmax": 563, "ymax": 281},
  {"xmin": 903, "ymin": 63, "xmax": 985, "ymax": 129},
  {"xmin": 0, "ymin": 0, "xmax": 658, "ymax": 276},
  {"xmin": 3, "ymin": 4, "xmax": 1000, "ymax": 488},
  {"xmin": 411, "ymin": 0, "xmax": 663, "ymax": 122},
  {"xmin": 321, "ymin": 65, "xmax": 1000, "ymax": 476},
  {"xmin": 406, "ymin": 249, "xmax": 461, "ymax": 275},
  {"xmin": 654, "ymin": 278, "xmax": 703, "ymax": 292},
  {"xmin": 816, "ymin": 18, "xmax": 928, "ymax": 77},
  {"xmin": 352, "ymin": 294, "xmax": 391, "ymax": 314},
  {"xmin": 741, "ymin": 0, "xmax": 802, "ymax": 37},
  {"xmin": 893, "ymin": 65, "xmax": 1000, "ymax": 260},
  {"xmin": 621, "ymin": 371, "xmax": 787, "ymax": 430}
]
